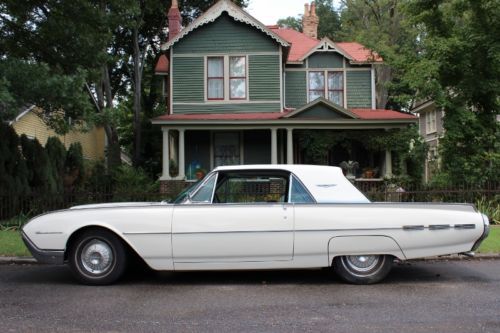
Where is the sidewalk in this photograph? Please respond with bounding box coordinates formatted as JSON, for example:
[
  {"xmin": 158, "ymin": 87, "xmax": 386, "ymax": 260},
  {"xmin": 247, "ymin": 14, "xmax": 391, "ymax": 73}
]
[{"xmin": 1, "ymin": 253, "xmax": 499, "ymax": 265}]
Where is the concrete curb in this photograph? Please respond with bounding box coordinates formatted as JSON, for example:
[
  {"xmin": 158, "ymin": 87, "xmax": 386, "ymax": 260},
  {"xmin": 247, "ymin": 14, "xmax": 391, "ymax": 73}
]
[{"xmin": 1, "ymin": 254, "xmax": 499, "ymax": 265}]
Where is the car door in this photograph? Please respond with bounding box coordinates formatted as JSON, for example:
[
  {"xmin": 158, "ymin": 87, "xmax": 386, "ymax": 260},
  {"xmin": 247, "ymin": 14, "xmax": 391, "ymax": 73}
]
[{"xmin": 171, "ymin": 170, "xmax": 294, "ymax": 266}]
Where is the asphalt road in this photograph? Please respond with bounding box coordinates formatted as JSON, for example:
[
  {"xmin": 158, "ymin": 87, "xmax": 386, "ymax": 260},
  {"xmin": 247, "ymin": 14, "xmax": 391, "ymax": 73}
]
[{"xmin": 0, "ymin": 260, "xmax": 499, "ymax": 333}]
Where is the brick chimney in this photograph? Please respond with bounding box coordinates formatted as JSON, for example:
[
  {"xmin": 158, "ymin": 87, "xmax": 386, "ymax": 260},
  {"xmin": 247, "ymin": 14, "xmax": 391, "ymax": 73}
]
[
  {"xmin": 302, "ymin": 1, "xmax": 319, "ymax": 39},
  {"xmin": 168, "ymin": 0, "xmax": 182, "ymax": 41}
]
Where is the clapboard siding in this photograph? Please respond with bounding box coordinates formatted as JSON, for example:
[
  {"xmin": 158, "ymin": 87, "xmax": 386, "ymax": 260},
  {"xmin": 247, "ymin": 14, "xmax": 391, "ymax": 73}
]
[
  {"xmin": 346, "ymin": 71, "xmax": 372, "ymax": 108},
  {"xmin": 249, "ymin": 55, "xmax": 281, "ymax": 101}
]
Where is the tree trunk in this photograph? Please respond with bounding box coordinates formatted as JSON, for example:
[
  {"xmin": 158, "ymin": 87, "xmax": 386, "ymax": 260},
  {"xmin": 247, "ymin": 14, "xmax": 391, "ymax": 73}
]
[
  {"xmin": 375, "ymin": 64, "xmax": 391, "ymax": 109},
  {"xmin": 132, "ymin": 26, "xmax": 143, "ymax": 167}
]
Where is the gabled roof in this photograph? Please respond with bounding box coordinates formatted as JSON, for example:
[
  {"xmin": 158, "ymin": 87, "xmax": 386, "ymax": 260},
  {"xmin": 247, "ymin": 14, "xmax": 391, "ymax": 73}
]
[
  {"xmin": 283, "ymin": 97, "xmax": 359, "ymax": 119},
  {"xmin": 161, "ymin": 0, "xmax": 289, "ymax": 51},
  {"xmin": 268, "ymin": 26, "xmax": 383, "ymax": 64}
]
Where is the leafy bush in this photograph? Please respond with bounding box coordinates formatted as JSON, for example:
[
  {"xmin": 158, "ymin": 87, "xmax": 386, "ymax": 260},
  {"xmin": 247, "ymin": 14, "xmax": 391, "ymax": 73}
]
[
  {"xmin": 476, "ymin": 196, "xmax": 500, "ymax": 225},
  {"xmin": 112, "ymin": 165, "xmax": 159, "ymax": 202}
]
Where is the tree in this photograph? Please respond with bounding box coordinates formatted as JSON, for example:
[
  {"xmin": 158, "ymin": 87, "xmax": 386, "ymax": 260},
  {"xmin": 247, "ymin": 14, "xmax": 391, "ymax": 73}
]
[
  {"xmin": 277, "ymin": 0, "xmax": 341, "ymax": 40},
  {"xmin": 45, "ymin": 137, "xmax": 67, "ymax": 192},
  {"xmin": 339, "ymin": 0, "xmax": 418, "ymax": 110},
  {"xmin": 404, "ymin": 0, "xmax": 500, "ymax": 183}
]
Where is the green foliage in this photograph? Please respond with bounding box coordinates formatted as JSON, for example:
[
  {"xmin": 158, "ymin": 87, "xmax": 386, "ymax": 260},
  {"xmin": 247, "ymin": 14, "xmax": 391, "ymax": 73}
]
[
  {"xmin": 404, "ymin": 0, "xmax": 500, "ymax": 183},
  {"xmin": 65, "ymin": 143, "xmax": 85, "ymax": 188},
  {"xmin": 45, "ymin": 137, "xmax": 67, "ymax": 192},
  {"xmin": 0, "ymin": 123, "xmax": 30, "ymax": 196},
  {"xmin": 476, "ymin": 196, "xmax": 500, "ymax": 225},
  {"xmin": 277, "ymin": 17, "xmax": 302, "ymax": 31},
  {"xmin": 20, "ymin": 135, "xmax": 57, "ymax": 194},
  {"xmin": 298, "ymin": 126, "xmax": 427, "ymax": 183},
  {"xmin": 112, "ymin": 165, "xmax": 159, "ymax": 201}
]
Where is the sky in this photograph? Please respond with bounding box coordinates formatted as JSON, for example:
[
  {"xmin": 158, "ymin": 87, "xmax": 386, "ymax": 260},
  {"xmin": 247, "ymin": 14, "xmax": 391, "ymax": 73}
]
[{"xmin": 246, "ymin": 0, "xmax": 340, "ymax": 25}]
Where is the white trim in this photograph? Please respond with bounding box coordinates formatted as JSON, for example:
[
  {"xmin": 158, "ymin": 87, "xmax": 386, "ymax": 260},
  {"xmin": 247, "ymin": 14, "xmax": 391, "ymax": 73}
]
[
  {"xmin": 9, "ymin": 105, "xmax": 36, "ymax": 125},
  {"xmin": 173, "ymin": 51, "xmax": 279, "ymax": 57},
  {"xmin": 279, "ymin": 46, "xmax": 283, "ymax": 112},
  {"xmin": 286, "ymin": 128, "xmax": 294, "ymax": 164},
  {"xmin": 298, "ymin": 38, "xmax": 354, "ymax": 62},
  {"xmin": 169, "ymin": 48, "xmax": 174, "ymax": 114},
  {"xmin": 161, "ymin": 0, "xmax": 289, "ymax": 51},
  {"xmin": 371, "ymin": 67, "xmax": 376, "ymax": 109},
  {"xmin": 160, "ymin": 128, "xmax": 171, "ymax": 180},
  {"xmin": 152, "ymin": 121, "xmax": 415, "ymax": 129},
  {"xmin": 343, "ymin": 70, "xmax": 347, "ymax": 108},
  {"xmin": 271, "ymin": 128, "xmax": 278, "ymax": 164},
  {"xmin": 178, "ymin": 129, "xmax": 186, "ymax": 180}
]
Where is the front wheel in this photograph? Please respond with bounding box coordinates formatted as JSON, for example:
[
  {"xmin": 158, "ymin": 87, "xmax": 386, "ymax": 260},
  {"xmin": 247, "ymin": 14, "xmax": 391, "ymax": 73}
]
[
  {"xmin": 333, "ymin": 255, "xmax": 392, "ymax": 284},
  {"xmin": 68, "ymin": 229, "xmax": 127, "ymax": 285}
]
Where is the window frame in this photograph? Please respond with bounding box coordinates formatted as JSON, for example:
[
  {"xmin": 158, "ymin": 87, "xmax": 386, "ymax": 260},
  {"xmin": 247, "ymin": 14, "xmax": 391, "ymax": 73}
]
[
  {"xmin": 206, "ymin": 56, "xmax": 225, "ymax": 101},
  {"xmin": 229, "ymin": 56, "xmax": 247, "ymax": 100},
  {"xmin": 426, "ymin": 109, "xmax": 437, "ymax": 134},
  {"xmin": 327, "ymin": 71, "xmax": 344, "ymax": 106},
  {"xmin": 205, "ymin": 55, "xmax": 248, "ymax": 102},
  {"xmin": 308, "ymin": 70, "xmax": 345, "ymax": 106}
]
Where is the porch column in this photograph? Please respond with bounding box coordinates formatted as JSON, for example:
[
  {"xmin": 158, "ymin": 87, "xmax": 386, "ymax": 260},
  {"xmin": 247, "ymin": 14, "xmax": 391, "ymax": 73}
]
[
  {"xmin": 384, "ymin": 149, "xmax": 392, "ymax": 178},
  {"xmin": 178, "ymin": 129, "xmax": 186, "ymax": 179},
  {"xmin": 271, "ymin": 128, "xmax": 278, "ymax": 164},
  {"xmin": 286, "ymin": 128, "xmax": 294, "ymax": 164},
  {"xmin": 161, "ymin": 128, "xmax": 170, "ymax": 180}
]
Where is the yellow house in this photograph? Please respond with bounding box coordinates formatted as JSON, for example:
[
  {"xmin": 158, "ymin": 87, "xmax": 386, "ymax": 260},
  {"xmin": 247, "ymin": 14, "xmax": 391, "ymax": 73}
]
[{"xmin": 10, "ymin": 106, "xmax": 106, "ymax": 160}]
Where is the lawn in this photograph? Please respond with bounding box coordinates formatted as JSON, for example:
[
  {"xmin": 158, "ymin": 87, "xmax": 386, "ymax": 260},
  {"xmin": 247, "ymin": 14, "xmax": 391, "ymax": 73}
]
[{"xmin": 0, "ymin": 226, "xmax": 498, "ymax": 258}]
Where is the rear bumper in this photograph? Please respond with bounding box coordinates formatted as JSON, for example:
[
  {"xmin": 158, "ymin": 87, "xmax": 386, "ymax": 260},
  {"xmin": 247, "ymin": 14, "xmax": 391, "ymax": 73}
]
[
  {"xmin": 21, "ymin": 231, "xmax": 64, "ymax": 265},
  {"xmin": 471, "ymin": 214, "xmax": 490, "ymax": 251}
]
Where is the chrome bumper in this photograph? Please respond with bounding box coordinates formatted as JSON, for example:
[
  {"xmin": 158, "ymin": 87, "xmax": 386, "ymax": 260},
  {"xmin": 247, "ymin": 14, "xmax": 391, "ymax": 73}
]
[
  {"xmin": 21, "ymin": 231, "xmax": 64, "ymax": 265},
  {"xmin": 471, "ymin": 214, "xmax": 491, "ymax": 251}
]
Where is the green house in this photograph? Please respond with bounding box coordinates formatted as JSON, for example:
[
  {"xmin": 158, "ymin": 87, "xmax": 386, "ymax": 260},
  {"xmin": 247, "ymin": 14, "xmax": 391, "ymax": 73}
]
[{"xmin": 152, "ymin": 0, "xmax": 416, "ymax": 193}]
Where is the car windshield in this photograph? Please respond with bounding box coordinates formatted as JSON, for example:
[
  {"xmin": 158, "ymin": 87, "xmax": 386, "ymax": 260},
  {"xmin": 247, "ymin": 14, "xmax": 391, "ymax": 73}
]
[{"xmin": 170, "ymin": 179, "xmax": 204, "ymax": 204}]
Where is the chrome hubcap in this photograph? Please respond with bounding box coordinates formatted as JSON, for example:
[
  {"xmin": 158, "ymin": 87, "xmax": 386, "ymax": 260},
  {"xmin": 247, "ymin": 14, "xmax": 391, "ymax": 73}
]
[
  {"xmin": 343, "ymin": 255, "xmax": 381, "ymax": 274},
  {"xmin": 81, "ymin": 240, "xmax": 113, "ymax": 275}
]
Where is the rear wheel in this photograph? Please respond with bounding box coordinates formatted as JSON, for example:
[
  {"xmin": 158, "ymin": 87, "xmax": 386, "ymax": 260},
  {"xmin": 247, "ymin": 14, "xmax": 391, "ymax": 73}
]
[
  {"xmin": 333, "ymin": 255, "xmax": 392, "ymax": 284},
  {"xmin": 68, "ymin": 229, "xmax": 127, "ymax": 285}
]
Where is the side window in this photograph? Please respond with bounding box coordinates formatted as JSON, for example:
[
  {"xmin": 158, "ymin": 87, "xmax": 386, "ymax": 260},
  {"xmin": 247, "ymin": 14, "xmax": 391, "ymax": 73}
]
[
  {"xmin": 290, "ymin": 175, "xmax": 315, "ymax": 203},
  {"xmin": 190, "ymin": 173, "xmax": 217, "ymax": 203},
  {"xmin": 214, "ymin": 173, "xmax": 288, "ymax": 204}
]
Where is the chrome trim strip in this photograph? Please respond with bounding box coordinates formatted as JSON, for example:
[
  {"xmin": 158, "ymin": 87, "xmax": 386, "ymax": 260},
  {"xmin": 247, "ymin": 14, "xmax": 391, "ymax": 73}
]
[
  {"xmin": 402, "ymin": 225, "xmax": 425, "ymax": 231},
  {"xmin": 35, "ymin": 231, "xmax": 64, "ymax": 235},
  {"xmin": 122, "ymin": 232, "xmax": 172, "ymax": 235},
  {"xmin": 429, "ymin": 224, "xmax": 451, "ymax": 230},
  {"xmin": 173, "ymin": 227, "xmax": 403, "ymax": 235},
  {"xmin": 454, "ymin": 224, "xmax": 476, "ymax": 229}
]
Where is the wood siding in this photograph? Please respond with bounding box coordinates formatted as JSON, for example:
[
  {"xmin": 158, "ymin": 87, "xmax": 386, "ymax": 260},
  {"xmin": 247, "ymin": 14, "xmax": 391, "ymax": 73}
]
[
  {"xmin": 249, "ymin": 55, "xmax": 281, "ymax": 101},
  {"xmin": 284, "ymin": 71, "xmax": 307, "ymax": 109},
  {"xmin": 172, "ymin": 103, "xmax": 281, "ymax": 114},
  {"xmin": 308, "ymin": 52, "xmax": 344, "ymax": 68},
  {"xmin": 12, "ymin": 109, "xmax": 105, "ymax": 160},
  {"xmin": 172, "ymin": 57, "xmax": 205, "ymax": 103},
  {"xmin": 173, "ymin": 14, "xmax": 278, "ymax": 54},
  {"xmin": 346, "ymin": 71, "xmax": 372, "ymax": 108}
]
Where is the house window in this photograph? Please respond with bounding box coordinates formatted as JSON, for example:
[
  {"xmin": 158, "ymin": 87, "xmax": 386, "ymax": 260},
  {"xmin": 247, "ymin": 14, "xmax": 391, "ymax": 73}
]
[
  {"xmin": 328, "ymin": 72, "xmax": 343, "ymax": 106},
  {"xmin": 229, "ymin": 56, "xmax": 246, "ymax": 99},
  {"xmin": 308, "ymin": 71, "xmax": 325, "ymax": 101},
  {"xmin": 426, "ymin": 109, "xmax": 437, "ymax": 134},
  {"xmin": 207, "ymin": 57, "xmax": 224, "ymax": 100},
  {"xmin": 308, "ymin": 71, "xmax": 344, "ymax": 106}
]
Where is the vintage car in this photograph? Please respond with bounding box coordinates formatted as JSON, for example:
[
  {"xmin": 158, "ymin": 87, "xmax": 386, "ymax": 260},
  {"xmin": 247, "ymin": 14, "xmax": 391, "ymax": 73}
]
[{"xmin": 22, "ymin": 165, "xmax": 490, "ymax": 285}]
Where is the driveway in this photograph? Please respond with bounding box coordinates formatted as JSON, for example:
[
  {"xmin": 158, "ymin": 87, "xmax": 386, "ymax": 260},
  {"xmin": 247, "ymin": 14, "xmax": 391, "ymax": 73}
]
[{"xmin": 0, "ymin": 260, "xmax": 499, "ymax": 333}]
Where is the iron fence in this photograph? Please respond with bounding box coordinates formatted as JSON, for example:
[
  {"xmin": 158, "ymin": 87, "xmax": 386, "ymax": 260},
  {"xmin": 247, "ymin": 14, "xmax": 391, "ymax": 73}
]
[{"xmin": 1, "ymin": 182, "xmax": 498, "ymax": 224}]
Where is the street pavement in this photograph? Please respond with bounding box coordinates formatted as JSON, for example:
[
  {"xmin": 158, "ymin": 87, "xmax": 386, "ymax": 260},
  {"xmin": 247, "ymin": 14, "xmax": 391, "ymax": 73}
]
[{"xmin": 0, "ymin": 260, "xmax": 499, "ymax": 333}]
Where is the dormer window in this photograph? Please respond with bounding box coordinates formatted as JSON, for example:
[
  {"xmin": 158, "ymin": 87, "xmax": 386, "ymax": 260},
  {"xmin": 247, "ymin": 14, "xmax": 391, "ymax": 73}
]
[
  {"xmin": 308, "ymin": 71, "xmax": 344, "ymax": 106},
  {"xmin": 206, "ymin": 55, "xmax": 247, "ymax": 101}
]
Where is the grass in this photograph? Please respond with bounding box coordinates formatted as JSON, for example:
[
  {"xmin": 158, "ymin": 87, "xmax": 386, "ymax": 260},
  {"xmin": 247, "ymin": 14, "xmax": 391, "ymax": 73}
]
[
  {"xmin": 0, "ymin": 230, "xmax": 30, "ymax": 257},
  {"xmin": 0, "ymin": 226, "xmax": 498, "ymax": 258}
]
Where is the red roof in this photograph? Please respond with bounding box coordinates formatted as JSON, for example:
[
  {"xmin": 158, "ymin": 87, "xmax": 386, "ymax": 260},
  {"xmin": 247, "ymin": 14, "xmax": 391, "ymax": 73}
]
[
  {"xmin": 268, "ymin": 26, "xmax": 382, "ymax": 63},
  {"xmin": 268, "ymin": 27, "xmax": 318, "ymax": 62},
  {"xmin": 153, "ymin": 109, "xmax": 415, "ymax": 122},
  {"xmin": 155, "ymin": 55, "xmax": 169, "ymax": 74},
  {"xmin": 336, "ymin": 42, "xmax": 383, "ymax": 63}
]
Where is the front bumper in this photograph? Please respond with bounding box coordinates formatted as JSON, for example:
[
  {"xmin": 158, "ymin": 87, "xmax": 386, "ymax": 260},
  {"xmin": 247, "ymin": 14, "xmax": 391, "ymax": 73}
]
[
  {"xmin": 21, "ymin": 231, "xmax": 65, "ymax": 265},
  {"xmin": 471, "ymin": 214, "xmax": 491, "ymax": 251}
]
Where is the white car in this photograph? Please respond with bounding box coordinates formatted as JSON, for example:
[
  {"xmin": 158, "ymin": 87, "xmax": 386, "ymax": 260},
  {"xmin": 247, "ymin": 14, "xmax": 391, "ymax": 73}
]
[{"xmin": 22, "ymin": 165, "xmax": 490, "ymax": 285}]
